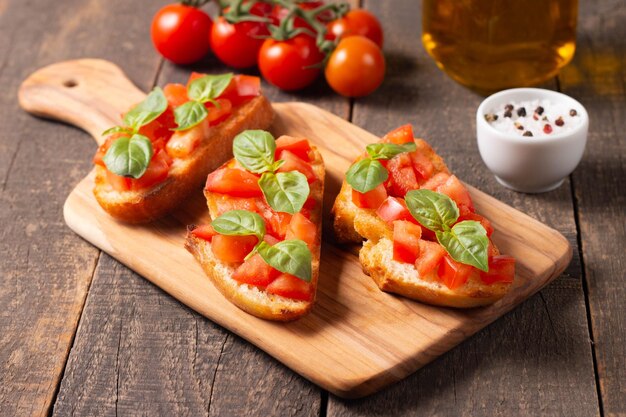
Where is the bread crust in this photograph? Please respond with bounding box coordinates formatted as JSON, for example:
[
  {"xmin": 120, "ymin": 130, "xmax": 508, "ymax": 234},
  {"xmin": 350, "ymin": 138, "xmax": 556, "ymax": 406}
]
[
  {"xmin": 332, "ymin": 137, "xmax": 513, "ymax": 308},
  {"xmin": 94, "ymin": 95, "xmax": 274, "ymax": 223},
  {"xmin": 186, "ymin": 143, "xmax": 325, "ymax": 321}
]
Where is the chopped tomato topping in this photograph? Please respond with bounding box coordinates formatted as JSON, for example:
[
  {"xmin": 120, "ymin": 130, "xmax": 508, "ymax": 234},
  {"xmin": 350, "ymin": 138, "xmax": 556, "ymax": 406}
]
[
  {"xmin": 382, "ymin": 124, "xmax": 414, "ymax": 144},
  {"xmin": 438, "ymin": 255, "xmax": 472, "ymax": 290},
  {"xmin": 276, "ymin": 150, "xmax": 317, "ymax": 183},
  {"xmin": 421, "ymin": 172, "xmax": 450, "ymax": 191},
  {"xmin": 386, "ymin": 153, "xmax": 419, "ymax": 197},
  {"xmin": 459, "ymin": 212, "xmax": 493, "ymax": 237},
  {"xmin": 232, "ymin": 253, "xmax": 280, "ymax": 287},
  {"xmin": 415, "ymin": 240, "xmax": 446, "ymax": 276},
  {"xmin": 300, "ymin": 197, "xmax": 317, "ymax": 219},
  {"xmin": 392, "ymin": 220, "xmax": 422, "ymax": 264},
  {"xmin": 220, "ymin": 75, "xmax": 261, "ymax": 106},
  {"xmin": 213, "ymin": 196, "xmax": 260, "ymax": 217},
  {"xmin": 409, "ymin": 150, "xmax": 435, "ymax": 182},
  {"xmin": 166, "ymin": 127, "xmax": 202, "ymax": 159},
  {"xmin": 376, "ymin": 197, "xmax": 414, "ymax": 225},
  {"xmin": 275, "ymin": 136, "xmax": 312, "ymax": 162},
  {"xmin": 105, "ymin": 169, "xmax": 131, "ymax": 191},
  {"xmin": 480, "ymin": 255, "xmax": 515, "ymax": 285},
  {"xmin": 205, "ymin": 98, "xmax": 232, "ymax": 126},
  {"xmin": 163, "ymin": 83, "xmax": 189, "ymax": 107},
  {"xmin": 93, "ymin": 134, "xmax": 124, "ymax": 167},
  {"xmin": 285, "ymin": 212, "xmax": 317, "ymax": 249},
  {"xmin": 351, "ymin": 183, "xmax": 387, "ymax": 209},
  {"xmin": 266, "ymin": 273, "xmax": 312, "ymax": 301},
  {"xmin": 205, "ymin": 168, "xmax": 262, "ymax": 197},
  {"xmin": 257, "ymin": 201, "xmax": 292, "ymax": 239},
  {"xmin": 130, "ymin": 150, "xmax": 171, "ymax": 191},
  {"xmin": 138, "ymin": 106, "xmax": 176, "ymax": 143},
  {"xmin": 211, "ymin": 234, "xmax": 258, "ymax": 263},
  {"xmin": 437, "ymin": 175, "xmax": 474, "ymax": 213},
  {"xmin": 190, "ymin": 224, "xmax": 217, "ymax": 241}
]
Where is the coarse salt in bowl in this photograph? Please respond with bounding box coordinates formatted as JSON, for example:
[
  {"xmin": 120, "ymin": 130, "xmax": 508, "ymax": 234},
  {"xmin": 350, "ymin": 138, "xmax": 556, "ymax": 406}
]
[{"xmin": 476, "ymin": 88, "xmax": 588, "ymax": 193}]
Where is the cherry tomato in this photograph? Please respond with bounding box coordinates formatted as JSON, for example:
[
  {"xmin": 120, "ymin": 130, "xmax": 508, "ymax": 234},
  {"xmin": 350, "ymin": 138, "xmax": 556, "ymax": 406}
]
[
  {"xmin": 151, "ymin": 4, "xmax": 212, "ymax": 65},
  {"xmin": 328, "ymin": 9, "xmax": 384, "ymax": 48},
  {"xmin": 258, "ymin": 34, "xmax": 324, "ymax": 91},
  {"xmin": 325, "ymin": 36, "xmax": 385, "ymax": 97},
  {"xmin": 210, "ymin": 5, "xmax": 270, "ymax": 69}
]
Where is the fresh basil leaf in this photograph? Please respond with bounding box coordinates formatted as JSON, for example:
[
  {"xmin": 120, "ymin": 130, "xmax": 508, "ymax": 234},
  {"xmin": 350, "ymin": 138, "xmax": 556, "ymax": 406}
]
[
  {"xmin": 232, "ymin": 130, "xmax": 276, "ymax": 173},
  {"xmin": 187, "ymin": 73, "xmax": 233, "ymax": 103},
  {"xmin": 123, "ymin": 87, "xmax": 168, "ymax": 131},
  {"xmin": 102, "ymin": 126, "xmax": 132, "ymax": 136},
  {"xmin": 102, "ymin": 133, "xmax": 153, "ymax": 179},
  {"xmin": 366, "ymin": 142, "xmax": 417, "ymax": 160},
  {"xmin": 405, "ymin": 189, "xmax": 459, "ymax": 232},
  {"xmin": 211, "ymin": 210, "xmax": 265, "ymax": 241},
  {"xmin": 174, "ymin": 101, "xmax": 208, "ymax": 131},
  {"xmin": 436, "ymin": 220, "xmax": 489, "ymax": 271},
  {"xmin": 257, "ymin": 240, "xmax": 312, "ymax": 282},
  {"xmin": 345, "ymin": 158, "xmax": 388, "ymax": 193},
  {"xmin": 259, "ymin": 172, "xmax": 310, "ymax": 214}
]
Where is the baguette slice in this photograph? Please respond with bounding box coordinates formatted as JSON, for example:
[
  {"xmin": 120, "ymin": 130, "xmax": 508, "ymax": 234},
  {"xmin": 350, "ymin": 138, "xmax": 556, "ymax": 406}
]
[
  {"xmin": 94, "ymin": 95, "xmax": 274, "ymax": 223},
  {"xmin": 332, "ymin": 135, "xmax": 514, "ymax": 308},
  {"xmin": 186, "ymin": 140, "xmax": 325, "ymax": 321}
]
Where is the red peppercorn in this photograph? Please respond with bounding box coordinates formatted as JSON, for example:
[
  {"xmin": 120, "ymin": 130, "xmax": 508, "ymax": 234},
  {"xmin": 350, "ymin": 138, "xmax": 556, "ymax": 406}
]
[
  {"xmin": 555, "ymin": 117, "xmax": 564, "ymax": 126},
  {"xmin": 543, "ymin": 124, "xmax": 553, "ymax": 134}
]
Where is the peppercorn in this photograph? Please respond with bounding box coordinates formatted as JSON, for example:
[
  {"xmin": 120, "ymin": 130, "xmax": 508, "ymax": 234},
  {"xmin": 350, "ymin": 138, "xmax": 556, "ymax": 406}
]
[
  {"xmin": 505, "ymin": 104, "xmax": 514, "ymax": 112},
  {"xmin": 517, "ymin": 107, "xmax": 527, "ymax": 117},
  {"xmin": 535, "ymin": 106, "xmax": 544, "ymax": 115},
  {"xmin": 484, "ymin": 113, "xmax": 498, "ymax": 122},
  {"xmin": 543, "ymin": 124, "xmax": 553, "ymax": 134},
  {"xmin": 555, "ymin": 117, "xmax": 564, "ymax": 127},
  {"xmin": 523, "ymin": 131, "xmax": 533, "ymax": 137},
  {"xmin": 504, "ymin": 110, "xmax": 513, "ymax": 118},
  {"xmin": 569, "ymin": 109, "xmax": 577, "ymax": 116},
  {"xmin": 533, "ymin": 113, "xmax": 539, "ymax": 121}
]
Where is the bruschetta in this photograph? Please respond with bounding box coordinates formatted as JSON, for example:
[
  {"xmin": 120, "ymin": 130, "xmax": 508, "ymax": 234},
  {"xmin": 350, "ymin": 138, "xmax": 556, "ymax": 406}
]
[
  {"xmin": 93, "ymin": 72, "xmax": 274, "ymax": 223},
  {"xmin": 185, "ymin": 131, "xmax": 325, "ymax": 321},
  {"xmin": 332, "ymin": 125, "xmax": 515, "ymax": 308}
]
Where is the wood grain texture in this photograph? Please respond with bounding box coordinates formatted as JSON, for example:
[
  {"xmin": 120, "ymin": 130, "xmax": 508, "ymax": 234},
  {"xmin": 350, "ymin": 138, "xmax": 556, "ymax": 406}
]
[
  {"xmin": 327, "ymin": 0, "xmax": 600, "ymax": 414},
  {"xmin": 0, "ymin": 0, "xmax": 160, "ymax": 415},
  {"xmin": 20, "ymin": 60, "xmax": 572, "ymax": 398},
  {"xmin": 562, "ymin": 0, "xmax": 626, "ymax": 414}
]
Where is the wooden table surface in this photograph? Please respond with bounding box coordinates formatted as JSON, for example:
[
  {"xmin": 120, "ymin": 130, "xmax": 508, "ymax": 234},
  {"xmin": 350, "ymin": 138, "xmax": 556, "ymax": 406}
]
[{"xmin": 1, "ymin": 0, "xmax": 624, "ymax": 416}]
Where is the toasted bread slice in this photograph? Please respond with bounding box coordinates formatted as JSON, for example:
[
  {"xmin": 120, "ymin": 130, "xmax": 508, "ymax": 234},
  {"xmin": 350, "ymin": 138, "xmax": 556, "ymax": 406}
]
[
  {"xmin": 94, "ymin": 95, "xmax": 274, "ymax": 223},
  {"xmin": 186, "ymin": 141, "xmax": 325, "ymax": 321},
  {"xmin": 332, "ymin": 136, "xmax": 513, "ymax": 308}
]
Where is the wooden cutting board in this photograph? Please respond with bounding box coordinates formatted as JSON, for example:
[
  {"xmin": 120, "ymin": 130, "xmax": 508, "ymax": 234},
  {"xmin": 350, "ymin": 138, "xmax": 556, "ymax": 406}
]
[{"xmin": 19, "ymin": 59, "xmax": 572, "ymax": 399}]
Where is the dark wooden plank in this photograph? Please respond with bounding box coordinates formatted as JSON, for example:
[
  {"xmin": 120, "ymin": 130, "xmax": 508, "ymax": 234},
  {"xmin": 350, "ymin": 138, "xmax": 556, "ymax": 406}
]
[
  {"xmin": 562, "ymin": 1, "xmax": 626, "ymax": 414},
  {"xmin": 0, "ymin": 0, "xmax": 160, "ymax": 415},
  {"xmin": 328, "ymin": 1, "xmax": 600, "ymax": 415}
]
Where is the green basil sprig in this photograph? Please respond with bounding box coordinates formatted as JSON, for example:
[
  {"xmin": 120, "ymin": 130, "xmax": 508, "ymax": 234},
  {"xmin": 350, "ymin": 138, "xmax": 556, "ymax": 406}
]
[
  {"xmin": 346, "ymin": 142, "xmax": 416, "ymax": 193},
  {"xmin": 232, "ymin": 130, "xmax": 310, "ymax": 214},
  {"xmin": 210, "ymin": 210, "xmax": 312, "ymax": 282},
  {"xmin": 405, "ymin": 189, "xmax": 489, "ymax": 271},
  {"xmin": 174, "ymin": 73, "xmax": 233, "ymax": 131},
  {"xmin": 101, "ymin": 87, "xmax": 167, "ymax": 178}
]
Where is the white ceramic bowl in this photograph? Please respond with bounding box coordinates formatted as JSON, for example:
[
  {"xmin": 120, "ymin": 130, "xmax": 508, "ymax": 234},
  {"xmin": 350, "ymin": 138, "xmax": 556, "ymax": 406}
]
[{"xmin": 476, "ymin": 88, "xmax": 588, "ymax": 193}]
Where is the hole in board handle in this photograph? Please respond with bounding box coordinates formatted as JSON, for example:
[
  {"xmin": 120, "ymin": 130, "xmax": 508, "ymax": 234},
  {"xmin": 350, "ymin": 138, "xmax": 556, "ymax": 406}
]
[{"xmin": 63, "ymin": 79, "xmax": 78, "ymax": 88}]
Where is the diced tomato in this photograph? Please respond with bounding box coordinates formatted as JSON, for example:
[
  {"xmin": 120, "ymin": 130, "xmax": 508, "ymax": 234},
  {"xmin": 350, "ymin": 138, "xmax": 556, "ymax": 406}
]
[
  {"xmin": 220, "ymin": 75, "xmax": 261, "ymax": 106},
  {"xmin": 232, "ymin": 253, "xmax": 280, "ymax": 286},
  {"xmin": 409, "ymin": 150, "xmax": 435, "ymax": 182},
  {"xmin": 421, "ymin": 172, "xmax": 450, "ymax": 191},
  {"xmin": 276, "ymin": 150, "xmax": 317, "ymax": 183},
  {"xmin": 163, "ymin": 83, "xmax": 189, "ymax": 107},
  {"xmin": 382, "ymin": 124, "xmax": 414, "ymax": 144},
  {"xmin": 487, "ymin": 240, "xmax": 499, "ymax": 258},
  {"xmin": 93, "ymin": 134, "xmax": 124, "ymax": 167},
  {"xmin": 190, "ymin": 224, "xmax": 217, "ymax": 241},
  {"xmin": 437, "ymin": 175, "xmax": 475, "ymax": 212},
  {"xmin": 415, "ymin": 240, "xmax": 446, "ymax": 276},
  {"xmin": 387, "ymin": 153, "xmax": 419, "ymax": 197},
  {"xmin": 438, "ymin": 255, "xmax": 472, "ymax": 290},
  {"xmin": 351, "ymin": 183, "xmax": 387, "ymax": 209},
  {"xmin": 205, "ymin": 98, "xmax": 232, "ymax": 126},
  {"xmin": 213, "ymin": 196, "xmax": 260, "ymax": 216},
  {"xmin": 275, "ymin": 136, "xmax": 311, "ymax": 161},
  {"xmin": 300, "ymin": 197, "xmax": 317, "ymax": 219},
  {"xmin": 264, "ymin": 234, "xmax": 280, "ymax": 245},
  {"xmin": 166, "ymin": 127, "xmax": 202, "ymax": 159},
  {"xmin": 480, "ymin": 255, "xmax": 515, "ymax": 285},
  {"xmin": 392, "ymin": 220, "xmax": 422, "ymax": 264},
  {"xmin": 285, "ymin": 212, "xmax": 317, "ymax": 248},
  {"xmin": 130, "ymin": 150, "xmax": 171, "ymax": 191},
  {"xmin": 205, "ymin": 168, "xmax": 263, "ymax": 197},
  {"xmin": 261, "ymin": 206, "xmax": 292, "ymax": 239},
  {"xmin": 105, "ymin": 169, "xmax": 131, "ymax": 191},
  {"xmin": 211, "ymin": 234, "xmax": 258, "ymax": 263},
  {"xmin": 376, "ymin": 197, "xmax": 414, "ymax": 225},
  {"xmin": 266, "ymin": 273, "xmax": 312, "ymax": 301},
  {"xmin": 138, "ymin": 106, "xmax": 176, "ymax": 143},
  {"xmin": 459, "ymin": 212, "xmax": 493, "ymax": 237}
]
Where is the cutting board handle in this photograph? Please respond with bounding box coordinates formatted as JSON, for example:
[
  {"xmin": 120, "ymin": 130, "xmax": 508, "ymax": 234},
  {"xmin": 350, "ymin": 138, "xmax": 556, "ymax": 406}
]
[{"xmin": 18, "ymin": 59, "xmax": 147, "ymax": 145}]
